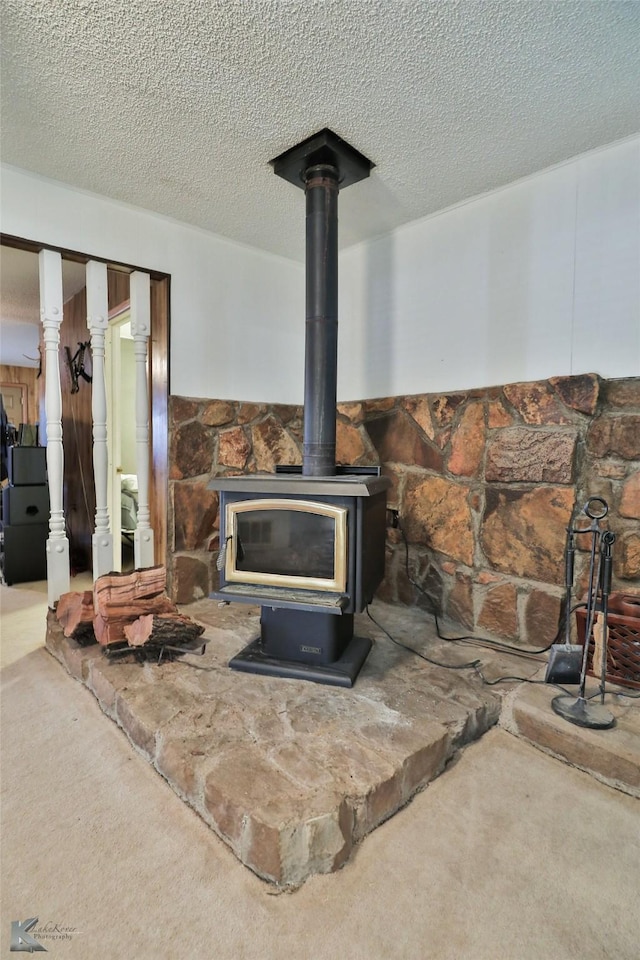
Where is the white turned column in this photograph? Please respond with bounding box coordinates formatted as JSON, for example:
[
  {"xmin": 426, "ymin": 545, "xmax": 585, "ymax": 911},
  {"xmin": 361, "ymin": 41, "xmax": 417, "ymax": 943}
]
[
  {"xmin": 39, "ymin": 249, "xmax": 70, "ymax": 606},
  {"xmin": 86, "ymin": 260, "xmax": 113, "ymax": 578},
  {"xmin": 130, "ymin": 271, "xmax": 154, "ymax": 569}
]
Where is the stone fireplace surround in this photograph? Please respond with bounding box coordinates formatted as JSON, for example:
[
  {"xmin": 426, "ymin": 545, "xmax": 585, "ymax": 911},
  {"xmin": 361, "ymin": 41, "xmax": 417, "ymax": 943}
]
[
  {"xmin": 46, "ymin": 598, "xmax": 543, "ymax": 887},
  {"xmin": 45, "ymin": 373, "xmax": 638, "ymax": 888},
  {"xmin": 169, "ymin": 374, "xmax": 640, "ymax": 644}
]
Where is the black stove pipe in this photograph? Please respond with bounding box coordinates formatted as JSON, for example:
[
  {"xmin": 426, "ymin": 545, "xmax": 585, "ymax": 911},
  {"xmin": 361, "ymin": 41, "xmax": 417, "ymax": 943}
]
[{"xmin": 302, "ymin": 163, "xmax": 339, "ymax": 477}]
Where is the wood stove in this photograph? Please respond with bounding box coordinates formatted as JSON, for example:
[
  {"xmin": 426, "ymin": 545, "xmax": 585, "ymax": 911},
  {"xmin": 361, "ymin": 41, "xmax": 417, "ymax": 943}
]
[
  {"xmin": 211, "ymin": 467, "xmax": 388, "ymax": 685},
  {"xmin": 209, "ymin": 130, "xmax": 389, "ymax": 687}
]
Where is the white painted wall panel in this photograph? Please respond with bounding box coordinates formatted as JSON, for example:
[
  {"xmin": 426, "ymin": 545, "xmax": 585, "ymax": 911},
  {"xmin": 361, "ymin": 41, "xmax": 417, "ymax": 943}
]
[
  {"xmin": 339, "ymin": 143, "xmax": 638, "ymax": 400},
  {"xmin": 3, "ymin": 137, "xmax": 638, "ymax": 407},
  {"xmin": 571, "ymin": 139, "xmax": 640, "ymax": 376}
]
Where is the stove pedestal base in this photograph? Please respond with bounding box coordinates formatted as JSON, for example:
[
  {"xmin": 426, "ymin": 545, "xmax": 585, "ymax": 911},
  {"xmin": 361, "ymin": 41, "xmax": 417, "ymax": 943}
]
[
  {"xmin": 229, "ymin": 634, "xmax": 372, "ymax": 688},
  {"xmin": 261, "ymin": 606, "xmax": 354, "ymax": 664}
]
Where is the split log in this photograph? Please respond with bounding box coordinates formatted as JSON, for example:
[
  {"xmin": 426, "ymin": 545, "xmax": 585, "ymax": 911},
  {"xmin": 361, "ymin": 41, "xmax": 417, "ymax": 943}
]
[
  {"xmin": 56, "ymin": 590, "xmax": 96, "ymax": 644},
  {"xmin": 124, "ymin": 613, "xmax": 205, "ymax": 648},
  {"xmin": 56, "ymin": 591, "xmax": 80, "ymax": 625},
  {"xmin": 93, "ymin": 613, "xmax": 125, "ymax": 647},
  {"xmin": 93, "ymin": 565, "xmax": 166, "ymax": 614},
  {"xmin": 93, "ymin": 594, "xmax": 178, "ymax": 646},
  {"xmin": 56, "ymin": 590, "xmax": 94, "ymax": 631},
  {"xmin": 95, "ymin": 591, "xmax": 177, "ymax": 621}
]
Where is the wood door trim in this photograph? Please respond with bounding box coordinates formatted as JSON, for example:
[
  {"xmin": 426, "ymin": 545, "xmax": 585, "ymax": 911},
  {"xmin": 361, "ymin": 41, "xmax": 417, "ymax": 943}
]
[
  {"xmin": 0, "ymin": 381, "xmax": 29, "ymax": 423},
  {"xmin": 150, "ymin": 276, "xmax": 170, "ymax": 568},
  {"xmin": 1, "ymin": 236, "xmax": 170, "ymax": 572}
]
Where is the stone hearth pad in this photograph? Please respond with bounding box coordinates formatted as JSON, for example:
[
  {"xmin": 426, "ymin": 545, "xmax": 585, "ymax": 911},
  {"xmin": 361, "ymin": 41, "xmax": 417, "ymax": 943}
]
[{"xmin": 45, "ymin": 600, "xmax": 537, "ymax": 887}]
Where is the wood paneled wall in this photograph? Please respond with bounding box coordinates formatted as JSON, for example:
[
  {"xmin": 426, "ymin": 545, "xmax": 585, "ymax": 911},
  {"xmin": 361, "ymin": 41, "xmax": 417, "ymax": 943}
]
[
  {"xmin": 0, "ymin": 364, "xmax": 39, "ymax": 427},
  {"xmin": 108, "ymin": 270, "xmax": 130, "ymax": 312},
  {"xmin": 59, "ymin": 286, "xmax": 94, "ymax": 571},
  {"xmin": 56, "ymin": 270, "xmax": 133, "ymax": 572}
]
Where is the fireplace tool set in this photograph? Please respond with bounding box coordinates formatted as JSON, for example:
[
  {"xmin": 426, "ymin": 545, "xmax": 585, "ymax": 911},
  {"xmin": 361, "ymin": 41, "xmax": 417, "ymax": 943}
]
[{"xmin": 546, "ymin": 496, "xmax": 617, "ymax": 730}]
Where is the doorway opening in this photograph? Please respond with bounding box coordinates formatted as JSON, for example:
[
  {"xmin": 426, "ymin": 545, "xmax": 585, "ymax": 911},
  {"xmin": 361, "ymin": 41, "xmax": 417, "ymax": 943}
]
[
  {"xmin": 0, "ymin": 235, "xmax": 170, "ymax": 578},
  {"xmin": 106, "ymin": 304, "xmax": 137, "ymax": 572}
]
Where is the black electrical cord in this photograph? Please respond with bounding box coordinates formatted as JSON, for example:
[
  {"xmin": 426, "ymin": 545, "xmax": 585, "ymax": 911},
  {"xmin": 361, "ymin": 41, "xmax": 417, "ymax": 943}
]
[
  {"xmin": 367, "ymin": 601, "xmax": 582, "ymax": 696},
  {"xmin": 609, "ymin": 688, "xmax": 640, "ymax": 699},
  {"xmin": 472, "ymin": 662, "xmax": 571, "ymax": 695},
  {"xmin": 474, "ymin": 659, "xmax": 638, "ymax": 700},
  {"xmin": 365, "ymin": 605, "xmax": 480, "ymax": 670},
  {"xmin": 436, "ymin": 602, "xmax": 587, "ymax": 660},
  {"xmin": 396, "ymin": 519, "xmax": 570, "ymax": 656},
  {"xmin": 389, "ymin": 519, "xmax": 640, "ymax": 700},
  {"xmin": 381, "ymin": 519, "xmax": 588, "ymax": 693}
]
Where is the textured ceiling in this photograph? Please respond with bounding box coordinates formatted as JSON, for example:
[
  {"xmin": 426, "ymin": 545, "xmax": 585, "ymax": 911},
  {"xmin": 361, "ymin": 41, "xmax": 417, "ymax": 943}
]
[
  {"xmin": 2, "ymin": 0, "xmax": 639, "ymax": 264},
  {"xmin": 4, "ymin": 1, "xmax": 638, "ymax": 367}
]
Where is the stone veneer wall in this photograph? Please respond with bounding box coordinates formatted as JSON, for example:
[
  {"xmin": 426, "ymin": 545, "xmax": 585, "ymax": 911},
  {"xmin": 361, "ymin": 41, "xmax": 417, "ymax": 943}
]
[{"xmin": 168, "ymin": 375, "xmax": 640, "ymax": 647}]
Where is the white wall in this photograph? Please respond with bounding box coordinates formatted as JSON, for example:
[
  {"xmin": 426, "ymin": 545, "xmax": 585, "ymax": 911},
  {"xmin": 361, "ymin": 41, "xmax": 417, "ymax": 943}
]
[
  {"xmin": 338, "ymin": 136, "xmax": 640, "ymax": 400},
  {"xmin": 0, "ymin": 165, "xmax": 305, "ymax": 404},
  {"xmin": 3, "ymin": 137, "xmax": 638, "ymax": 407}
]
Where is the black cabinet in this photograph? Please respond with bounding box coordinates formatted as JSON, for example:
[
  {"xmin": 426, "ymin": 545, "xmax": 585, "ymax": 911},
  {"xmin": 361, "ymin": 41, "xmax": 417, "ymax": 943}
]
[
  {"xmin": 2, "ymin": 524, "xmax": 48, "ymax": 584},
  {"xmin": 2, "ymin": 485, "xmax": 49, "ymax": 525},
  {"xmin": 1, "ymin": 447, "xmax": 49, "ymax": 585},
  {"xmin": 7, "ymin": 446, "xmax": 47, "ymax": 486}
]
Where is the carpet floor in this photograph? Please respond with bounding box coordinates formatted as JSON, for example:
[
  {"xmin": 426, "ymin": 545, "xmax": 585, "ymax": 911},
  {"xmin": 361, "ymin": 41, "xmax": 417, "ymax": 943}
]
[{"xmin": 2, "ymin": 640, "xmax": 639, "ymax": 960}]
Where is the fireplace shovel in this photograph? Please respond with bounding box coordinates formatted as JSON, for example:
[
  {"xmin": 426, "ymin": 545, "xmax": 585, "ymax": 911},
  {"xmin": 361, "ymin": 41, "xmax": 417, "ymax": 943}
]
[
  {"xmin": 545, "ymin": 639, "xmax": 583, "ymax": 685},
  {"xmin": 545, "ymin": 528, "xmax": 585, "ymax": 685}
]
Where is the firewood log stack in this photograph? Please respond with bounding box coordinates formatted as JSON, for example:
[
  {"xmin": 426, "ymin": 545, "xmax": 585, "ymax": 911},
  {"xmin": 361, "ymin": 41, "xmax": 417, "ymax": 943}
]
[{"xmin": 55, "ymin": 566, "xmax": 205, "ymax": 661}]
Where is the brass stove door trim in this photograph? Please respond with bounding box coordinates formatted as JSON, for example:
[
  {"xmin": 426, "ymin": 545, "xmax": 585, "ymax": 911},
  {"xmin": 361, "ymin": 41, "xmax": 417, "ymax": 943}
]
[{"xmin": 224, "ymin": 498, "xmax": 348, "ymax": 594}]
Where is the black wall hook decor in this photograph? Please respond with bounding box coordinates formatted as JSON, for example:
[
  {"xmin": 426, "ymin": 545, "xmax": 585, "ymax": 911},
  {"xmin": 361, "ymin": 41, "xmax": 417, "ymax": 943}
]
[{"xmin": 65, "ymin": 341, "xmax": 92, "ymax": 394}]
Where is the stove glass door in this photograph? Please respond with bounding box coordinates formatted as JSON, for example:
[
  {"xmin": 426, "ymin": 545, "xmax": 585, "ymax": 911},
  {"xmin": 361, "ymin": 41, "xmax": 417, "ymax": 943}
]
[{"xmin": 225, "ymin": 498, "xmax": 347, "ymax": 593}]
